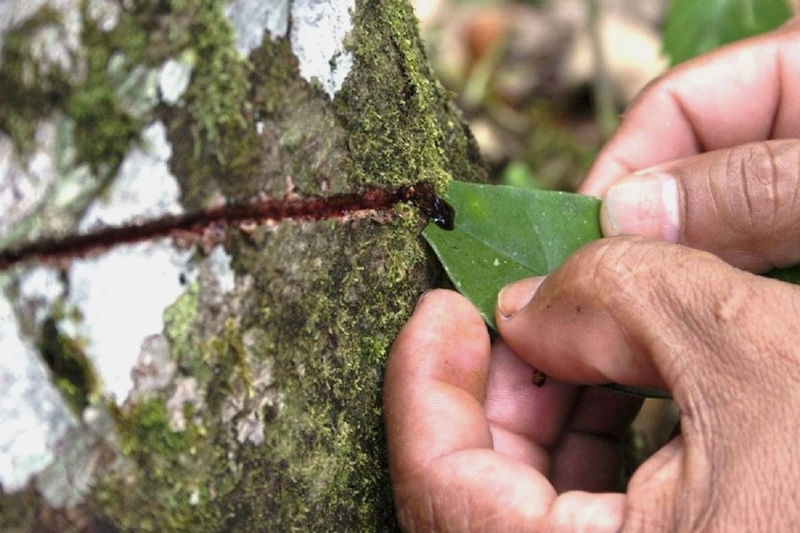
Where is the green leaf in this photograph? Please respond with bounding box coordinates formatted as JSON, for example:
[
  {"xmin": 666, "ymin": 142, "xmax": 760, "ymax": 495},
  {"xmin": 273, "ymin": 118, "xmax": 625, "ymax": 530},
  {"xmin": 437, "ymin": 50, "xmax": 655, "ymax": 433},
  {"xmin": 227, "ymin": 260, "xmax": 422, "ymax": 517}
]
[
  {"xmin": 423, "ymin": 181, "xmax": 800, "ymax": 399},
  {"xmin": 766, "ymin": 264, "xmax": 800, "ymax": 284},
  {"xmin": 423, "ymin": 181, "xmax": 601, "ymax": 329},
  {"xmin": 663, "ymin": 0, "xmax": 792, "ymax": 66},
  {"xmin": 423, "ymin": 182, "xmax": 665, "ymax": 398}
]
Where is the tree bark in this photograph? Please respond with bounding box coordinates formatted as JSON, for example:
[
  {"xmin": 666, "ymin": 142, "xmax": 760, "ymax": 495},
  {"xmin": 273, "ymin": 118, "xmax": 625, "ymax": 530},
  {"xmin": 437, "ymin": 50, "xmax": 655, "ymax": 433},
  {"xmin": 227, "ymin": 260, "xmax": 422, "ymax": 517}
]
[{"xmin": 0, "ymin": 0, "xmax": 485, "ymax": 530}]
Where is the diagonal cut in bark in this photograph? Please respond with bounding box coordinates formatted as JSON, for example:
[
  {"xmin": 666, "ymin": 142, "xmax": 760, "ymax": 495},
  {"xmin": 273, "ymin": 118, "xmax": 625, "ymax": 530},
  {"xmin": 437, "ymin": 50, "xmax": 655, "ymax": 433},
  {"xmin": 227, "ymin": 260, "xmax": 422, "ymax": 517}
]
[{"xmin": 0, "ymin": 182, "xmax": 455, "ymax": 270}]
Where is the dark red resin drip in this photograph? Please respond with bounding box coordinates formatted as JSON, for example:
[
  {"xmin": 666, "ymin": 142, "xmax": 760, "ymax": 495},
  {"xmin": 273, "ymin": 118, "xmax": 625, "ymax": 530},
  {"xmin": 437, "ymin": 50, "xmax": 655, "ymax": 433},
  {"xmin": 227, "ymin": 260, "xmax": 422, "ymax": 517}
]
[{"xmin": 0, "ymin": 183, "xmax": 454, "ymax": 270}]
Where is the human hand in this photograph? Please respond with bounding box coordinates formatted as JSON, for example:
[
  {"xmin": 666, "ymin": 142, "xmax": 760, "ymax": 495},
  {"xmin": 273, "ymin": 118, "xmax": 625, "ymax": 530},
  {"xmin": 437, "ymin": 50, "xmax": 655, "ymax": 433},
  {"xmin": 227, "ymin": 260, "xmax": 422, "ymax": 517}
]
[
  {"xmin": 385, "ymin": 288, "xmax": 641, "ymax": 531},
  {"xmin": 385, "ymin": 17, "xmax": 800, "ymax": 532},
  {"xmin": 582, "ymin": 16, "xmax": 800, "ymax": 272},
  {"xmin": 386, "ymin": 236, "xmax": 800, "ymax": 530}
]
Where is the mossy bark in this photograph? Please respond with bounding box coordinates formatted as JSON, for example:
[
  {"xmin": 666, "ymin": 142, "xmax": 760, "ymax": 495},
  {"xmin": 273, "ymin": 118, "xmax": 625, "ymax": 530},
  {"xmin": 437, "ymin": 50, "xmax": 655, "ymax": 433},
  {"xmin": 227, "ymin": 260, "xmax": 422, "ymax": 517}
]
[{"xmin": 0, "ymin": 0, "xmax": 485, "ymax": 531}]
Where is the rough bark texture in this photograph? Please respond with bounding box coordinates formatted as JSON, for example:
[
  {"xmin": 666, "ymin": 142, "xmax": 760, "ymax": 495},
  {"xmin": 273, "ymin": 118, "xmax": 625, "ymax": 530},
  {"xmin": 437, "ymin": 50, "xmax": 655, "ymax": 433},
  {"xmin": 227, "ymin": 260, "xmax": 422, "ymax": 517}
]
[{"xmin": 0, "ymin": 0, "xmax": 485, "ymax": 530}]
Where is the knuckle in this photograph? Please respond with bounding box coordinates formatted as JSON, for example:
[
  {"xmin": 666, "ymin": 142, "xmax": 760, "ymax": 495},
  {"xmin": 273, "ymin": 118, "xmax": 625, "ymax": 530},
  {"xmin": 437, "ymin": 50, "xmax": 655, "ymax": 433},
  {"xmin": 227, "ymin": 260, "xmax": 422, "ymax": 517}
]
[
  {"xmin": 562, "ymin": 237, "xmax": 672, "ymax": 308},
  {"xmin": 392, "ymin": 475, "xmax": 438, "ymax": 533},
  {"xmin": 564, "ymin": 236, "xmax": 735, "ymax": 317},
  {"xmin": 709, "ymin": 141, "xmax": 800, "ymax": 235},
  {"xmin": 710, "ymin": 281, "xmax": 753, "ymax": 326},
  {"xmin": 395, "ymin": 497, "xmax": 431, "ymax": 533},
  {"xmin": 622, "ymin": 504, "xmax": 675, "ymax": 533},
  {"xmin": 558, "ymin": 238, "xmax": 732, "ymax": 379}
]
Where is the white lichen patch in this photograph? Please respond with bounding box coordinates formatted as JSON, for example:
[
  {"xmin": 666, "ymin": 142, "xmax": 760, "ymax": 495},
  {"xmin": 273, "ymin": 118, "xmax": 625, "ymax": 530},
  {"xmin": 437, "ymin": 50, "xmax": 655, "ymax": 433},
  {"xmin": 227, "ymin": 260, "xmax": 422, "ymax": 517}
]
[
  {"xmin": 17, "ymin": 265, "xmax": 64, "ymax": 325},
  {"xmin": 290, "ymin": 0, "xmax": 355, "ymax": 98},
  {"xmin": 235, "ymin": 410, "xmax": 265, "ymax": 445},
  {"xmin": 129, "ymin": 334, "xmax": 177, "ymax": 397},
  {"xmin": 0, "ymin": 0, "xmax": 48, "ymax": 61},
  {"xmin": 30, "ymin": 2, "xmax": 83, "ymax": 83},
  {"xmin": 208, "ymin": 245, "xmax": 236, "ymax": 294},
  {"xmin": 224, "ymin": 0, "xmax": 356, "ymax": 98},
  {"xmin": 0, "ymin": 0, "xmax": 83, "ymax": 81},
  {"xmin": 1, "ymin": 118, "xmax": 179, "ymax": 245},
  {"xmin": 130, "ymin": 337, "xmax": 207, "ymax": 431},
  {"xmin": 220, "ymin": 328, "xmax": 283, "ymax": 447},
  {"xmin": 224, "ymin": 0, "xmax": 290, "ymax": 54},
  {"xmin": 158, "ymin": 52, "xmax": 195, "ymax": 105},
  {"xmin": 86, "ymin": 0, "xmax": 121, "ymax": 32},
  {"xmin": 79, "ymin": 121, "xmax": 182, "ymax": 232},
  {"xmin": 35, "ymin": 406, "xmax": 117, "ymax": 508},
  {"xmin": 1, "ymin": 278, "xmax": 119, "ymax": 507},
  {"xmin": 0, "ymin": 115, "xmax": 99, "ymax": 248},
  {"xmin": 63, "ymin": 239, "xmax": 193, "ymax": 404},
  {"xmin": 0, "ymin": 120, "xmax": 60, "ymax": 243},
  {"xmin": 166, "ymin": 377, "xmax": 204, "ymax": 432},
  {"xmin": 0, "ymin": 133, "xmax": 38, "ymax": 241},
  {"xmin": 108, "ymin": 53, "xmax": 160, "ymax": 120},
  {"xmin": 0, "ymin": 292, "xmax": 77, "ymax": 493}
]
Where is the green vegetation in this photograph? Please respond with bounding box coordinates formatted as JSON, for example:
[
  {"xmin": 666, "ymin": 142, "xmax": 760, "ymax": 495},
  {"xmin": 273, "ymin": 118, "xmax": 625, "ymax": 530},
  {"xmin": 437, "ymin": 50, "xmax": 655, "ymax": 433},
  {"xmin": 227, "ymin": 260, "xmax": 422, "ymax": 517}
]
[{"xmin": 664, "ymin": 0, "xmax": 792, "ymax": 65}]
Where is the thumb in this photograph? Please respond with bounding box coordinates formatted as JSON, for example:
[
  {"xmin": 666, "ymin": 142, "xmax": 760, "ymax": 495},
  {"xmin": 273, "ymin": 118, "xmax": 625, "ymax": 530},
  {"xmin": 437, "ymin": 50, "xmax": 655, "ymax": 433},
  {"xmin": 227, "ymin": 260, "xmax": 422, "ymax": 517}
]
[
  {"xmin": 495, "ymin": 237, "xmax": 800, "ymax": 408},
  {"xmin": 495, "ymin": 239, "xmax": 800, "ymax": 531},
  {"xmin": 600, "ymin": 140, "xmax": 800, "ymax": 272}
]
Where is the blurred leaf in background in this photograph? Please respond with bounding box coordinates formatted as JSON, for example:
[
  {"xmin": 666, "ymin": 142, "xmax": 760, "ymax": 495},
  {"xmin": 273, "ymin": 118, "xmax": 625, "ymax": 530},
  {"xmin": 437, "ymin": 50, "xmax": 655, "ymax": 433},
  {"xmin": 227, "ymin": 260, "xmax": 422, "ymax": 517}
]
[
  {"xmin": 663, "ymin": 0, "xmax": 792, "ymax": 65},
  {"xmin": 499, "ymin": 160, "xmax": 541, "ymax": 189}
]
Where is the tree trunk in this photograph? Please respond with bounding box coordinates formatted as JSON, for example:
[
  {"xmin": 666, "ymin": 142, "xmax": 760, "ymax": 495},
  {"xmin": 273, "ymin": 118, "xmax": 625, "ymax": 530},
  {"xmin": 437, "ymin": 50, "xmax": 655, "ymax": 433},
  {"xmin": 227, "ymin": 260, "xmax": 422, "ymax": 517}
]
[{"xmin": 0, "ymin": 0, "xmax": 485, "ymax": 530}]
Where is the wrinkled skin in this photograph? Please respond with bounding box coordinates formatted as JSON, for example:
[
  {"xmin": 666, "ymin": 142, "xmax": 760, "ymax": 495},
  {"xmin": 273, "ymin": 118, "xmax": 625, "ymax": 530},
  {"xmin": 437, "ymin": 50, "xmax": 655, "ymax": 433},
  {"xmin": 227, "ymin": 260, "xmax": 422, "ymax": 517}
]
[{"xmin": 385, "ymin": 17, "xmax": 800, "ymax": 532}]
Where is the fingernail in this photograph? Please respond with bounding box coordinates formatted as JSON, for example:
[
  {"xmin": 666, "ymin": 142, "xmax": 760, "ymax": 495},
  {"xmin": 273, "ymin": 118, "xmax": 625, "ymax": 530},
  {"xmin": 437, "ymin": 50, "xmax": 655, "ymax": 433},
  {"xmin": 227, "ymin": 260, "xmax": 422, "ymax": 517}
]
[
  {"xmin": 497, "ymin": 277, "xmax": 545, "ymax": 320},
  {"xmin": 601, "ymin": 172, "xmax": 680, "ymax": 242}
]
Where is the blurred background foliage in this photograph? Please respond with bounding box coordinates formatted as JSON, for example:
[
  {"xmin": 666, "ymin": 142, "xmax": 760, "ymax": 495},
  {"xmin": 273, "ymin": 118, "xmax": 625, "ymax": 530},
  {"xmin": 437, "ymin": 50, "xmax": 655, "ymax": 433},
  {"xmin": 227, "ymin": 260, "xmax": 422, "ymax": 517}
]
[
  {"xmin": 665, "ymin": 0, "xmax": 793, "ymax": 65},
  {"xmin": 412, "ymin": 0, "xmax": 794, "ymax": 191},
  {"xmin": 410, "ymin": 0, "xmax": 795, "ymax": 473}
]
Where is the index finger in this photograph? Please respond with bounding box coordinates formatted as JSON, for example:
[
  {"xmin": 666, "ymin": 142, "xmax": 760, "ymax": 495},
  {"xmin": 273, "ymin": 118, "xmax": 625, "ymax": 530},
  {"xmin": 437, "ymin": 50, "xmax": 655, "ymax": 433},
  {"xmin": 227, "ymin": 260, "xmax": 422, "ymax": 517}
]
[{"xmin": 581, "ymin": 16, "xmax": 800, "ymax": 196}]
